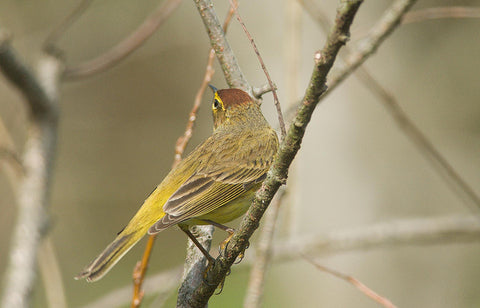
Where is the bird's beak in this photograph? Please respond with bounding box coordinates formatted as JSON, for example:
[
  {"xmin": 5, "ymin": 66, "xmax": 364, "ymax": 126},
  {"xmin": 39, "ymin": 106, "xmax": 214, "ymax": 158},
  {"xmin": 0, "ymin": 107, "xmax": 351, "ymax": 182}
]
[{"xmin": 208, "ymin": 84, "xmax": 218, "ymax": 93}]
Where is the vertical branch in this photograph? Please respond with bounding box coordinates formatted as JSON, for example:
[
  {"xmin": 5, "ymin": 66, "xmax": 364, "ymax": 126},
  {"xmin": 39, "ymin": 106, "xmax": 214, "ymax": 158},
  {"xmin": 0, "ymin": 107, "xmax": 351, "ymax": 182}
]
[
  {"xmin": 0, "ymin": 32, "xmax": 62, "ymax": 308},
  {"xmin": 193, "ymin": 0, "xmax": 249, "ymax": 91},
  {"xmin": 177, "ymin": 225, "xmax": 214, "ymax": 307},
  {"xmin": 176, "ymin": 5, "xmax": 236, "ymax": 307}
]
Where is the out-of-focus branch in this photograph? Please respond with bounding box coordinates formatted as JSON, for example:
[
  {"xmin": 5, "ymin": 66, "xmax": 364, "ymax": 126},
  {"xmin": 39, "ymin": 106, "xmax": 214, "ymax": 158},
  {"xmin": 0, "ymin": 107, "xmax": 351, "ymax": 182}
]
[
  {"xmin": 243, "ymin": 189, "xmax": 285, "ymax": 308},
  {"xmin": 0, "ymin": 30, "xmax": 62, "ymax": 308},
  {"xmin": 0, "ymin": 146, "xmax": 24, "ymax": 175},
  {"xmin": 274, "ymin": 215, "xmax": 480, "ymax": 260},
  {"xmin": 82, "ymin": 214, "xmax": 480, "ymax": 308},
  {"xmin": 301, "ymin": 0, "xmax": 480, "ymax": 212},
  {"xmin": 81, "ymin": 267, "xmax": 183, "ymax": 308},
  {"xmin": 402, "ymin": 6, "xmax": 480, "ymax": 24},
  {"xmin": 193, "ymin": 0, "xmax": 249, "ymax": 91},
  {"xmin": 38, "ymin": 238, "xmax": 67, "ymax": 308},
  {"xmin": 44, "ymin": 0, "xmax": 94, "ymax": 51},
  {"xmin": 63, "ymin": 0, "xmax": 182, "ymax": 79},
  {"xmin": 187, "ymin": 1, "xmax": 364, "ymax": 305},
  {"xmin": 326, "ymin": 0, "xmax": 418, "ymax": 92},
  {"xmin": 303, "ymin": 256, "xmax": 397, "ymax": 308}
]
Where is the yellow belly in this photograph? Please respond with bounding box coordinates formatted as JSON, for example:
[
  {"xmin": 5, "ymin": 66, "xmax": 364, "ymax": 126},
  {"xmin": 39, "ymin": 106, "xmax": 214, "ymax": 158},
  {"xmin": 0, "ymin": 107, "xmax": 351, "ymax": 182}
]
[{"xmin": 185, "ymin": 188, "xmax": 256, "ymax": 226}]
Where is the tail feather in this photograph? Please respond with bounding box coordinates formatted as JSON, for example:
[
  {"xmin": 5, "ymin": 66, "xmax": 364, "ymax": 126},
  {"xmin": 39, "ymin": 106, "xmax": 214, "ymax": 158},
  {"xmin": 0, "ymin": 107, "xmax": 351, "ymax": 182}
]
[{"xmin": 75, "ymin": 231, "xmax": 142, "ymax": 282}]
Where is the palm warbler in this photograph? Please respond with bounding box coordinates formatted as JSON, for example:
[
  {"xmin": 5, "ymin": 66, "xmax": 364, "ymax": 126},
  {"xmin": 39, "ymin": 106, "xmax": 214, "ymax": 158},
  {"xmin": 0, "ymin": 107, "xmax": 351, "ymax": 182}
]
[{"xmin": 76, "ymin": 88, "xmax": 279, "ymax": 282}]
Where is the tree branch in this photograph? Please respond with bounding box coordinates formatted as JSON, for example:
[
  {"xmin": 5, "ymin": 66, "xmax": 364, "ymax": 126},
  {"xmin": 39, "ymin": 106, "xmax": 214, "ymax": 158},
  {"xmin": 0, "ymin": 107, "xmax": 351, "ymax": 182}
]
[
  {"xmin": 0, "ymin": 30, "xmax": 62, "ymax": 308},
  {"xmin": 82, "ymin": 214, "xmax": 480, "ymax": 308},
  {"xmin": 187, "ymin": 1, "xmax": 364, "ymax": 306},
  {"xmin": 63, "ymin": 0, "xmax": 182, "ymax": 79},
  {"xmin": 326, "ymin": 0, "xmax": 418, "ymax": 92},
  {"xmin": 193, "ymin": 0, "xmax": 249, "ymax": 91},
  {"xmin": 302, "ymin": 0, "xmax": 480, "ymax": 212},
  {"xmin": 402, "ymin": 6, "xmax": 480, "ymax": 24}
]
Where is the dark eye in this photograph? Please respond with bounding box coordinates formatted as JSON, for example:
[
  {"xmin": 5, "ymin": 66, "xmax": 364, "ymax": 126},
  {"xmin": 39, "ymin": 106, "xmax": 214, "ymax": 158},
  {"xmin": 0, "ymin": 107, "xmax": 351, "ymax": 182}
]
[{"xmin": 213, "ymin": 99, "xmax": 220, "ymax": 109}]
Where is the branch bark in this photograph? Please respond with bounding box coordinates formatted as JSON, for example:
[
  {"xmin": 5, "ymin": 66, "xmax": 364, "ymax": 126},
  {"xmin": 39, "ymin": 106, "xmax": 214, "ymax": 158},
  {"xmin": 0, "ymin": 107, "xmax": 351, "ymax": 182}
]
[
  {"xmin": 193, "ymin": 0, "xmax": 249, "ymax": 91},
  {"xmin": 187, "ymin": 1, "xmax": 364, "ymax": 306},
  {"xmin": 0, "ymin": 31, "xmax": 62, "ymax": 308}
]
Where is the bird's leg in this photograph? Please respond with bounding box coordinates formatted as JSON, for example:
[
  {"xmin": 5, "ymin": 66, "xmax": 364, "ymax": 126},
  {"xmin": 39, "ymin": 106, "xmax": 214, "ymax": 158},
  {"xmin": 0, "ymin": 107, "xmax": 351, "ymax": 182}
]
[
  {"xmin": 179, "ymin": 225, "xmax": 215, "ymax": 274},
  {"xmin": 201, "ymin": 220, "xmax": 248, "ymax": 263}
]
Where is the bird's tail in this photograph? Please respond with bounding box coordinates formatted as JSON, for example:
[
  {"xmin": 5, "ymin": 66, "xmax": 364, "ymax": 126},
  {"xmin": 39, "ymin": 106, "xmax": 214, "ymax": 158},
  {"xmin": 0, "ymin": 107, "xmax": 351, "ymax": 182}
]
[{"xmin": 75, "ymin": 228, "xmax": 145, "ymax": 282}]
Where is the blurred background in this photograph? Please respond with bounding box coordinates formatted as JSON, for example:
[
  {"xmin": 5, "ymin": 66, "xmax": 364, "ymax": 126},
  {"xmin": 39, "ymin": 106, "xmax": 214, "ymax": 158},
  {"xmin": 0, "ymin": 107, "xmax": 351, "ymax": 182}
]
[{"xmin": 1, "ymin": 0, "xmax": 480, "ymax": 307}]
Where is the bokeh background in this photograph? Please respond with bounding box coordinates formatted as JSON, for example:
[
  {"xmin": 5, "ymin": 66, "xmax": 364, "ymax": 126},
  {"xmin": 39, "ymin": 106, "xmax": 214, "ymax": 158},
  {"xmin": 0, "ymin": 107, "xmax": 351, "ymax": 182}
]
[{"xmin": 1, "ymin": 0, "xmax": 480, "ymax": 307}]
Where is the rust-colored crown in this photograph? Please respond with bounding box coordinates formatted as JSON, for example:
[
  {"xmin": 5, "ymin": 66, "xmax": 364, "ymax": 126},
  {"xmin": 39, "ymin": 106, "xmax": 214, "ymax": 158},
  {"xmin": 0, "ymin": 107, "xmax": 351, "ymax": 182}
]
[{"xmin": 217, "ymin": 89, "xmax": 252, "ymax": 108}]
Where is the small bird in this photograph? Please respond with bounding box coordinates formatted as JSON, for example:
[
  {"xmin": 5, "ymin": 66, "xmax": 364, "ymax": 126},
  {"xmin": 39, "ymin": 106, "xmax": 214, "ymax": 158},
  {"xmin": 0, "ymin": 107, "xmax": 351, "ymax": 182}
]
[{"xmin": 76, "ymin": 87, "xmax": 279, "ymax": 282}]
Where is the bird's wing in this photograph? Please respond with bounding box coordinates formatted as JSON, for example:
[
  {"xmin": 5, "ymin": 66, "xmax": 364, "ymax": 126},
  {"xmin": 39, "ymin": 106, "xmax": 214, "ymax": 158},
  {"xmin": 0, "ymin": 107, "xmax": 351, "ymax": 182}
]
[{"xmin": 148, "ymin": 129, "xmax": 278, "ymax": 234}]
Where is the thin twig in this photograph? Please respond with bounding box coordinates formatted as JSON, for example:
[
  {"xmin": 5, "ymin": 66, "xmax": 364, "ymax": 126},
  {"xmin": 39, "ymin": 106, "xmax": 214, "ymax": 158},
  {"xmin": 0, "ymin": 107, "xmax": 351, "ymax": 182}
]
[
  {"xmin": 326, "ymin": 0, "xmax": 418, "ymax": 92},
  {"xmin": 303, "ymin": 256, "xmax": 397, "ymax": 308},
  {"xmin": 188, "ymin": 1, "xmax": 364, "ymax": 305},
  {"xmin": 174, "ymin": 3, "xmax": 236, "ymax": 167},
  {"xmin": 63, "ymin": 0, "xmax": 182, "ymax": 79},
  {"xmin": 131, "ymin": 235, "xmax": 156, "ymax": 308},
  {"xmin": 243, "ymin": 189, "xmax": 285, "ymax": 308},
  {"xmin": 301, "ymin": 0, "xmax": 480, "ymax": 212},
  {"xmin": 0, "ymin": 31, "xmax": 62, "ymax": 308},
  {"xmin": 402, "ymin": 6, "xmax": 480, "ymax": 24},
  {"xmin": 38, "ymin": 238, "xmax": 68, "ymax": 308},
  {"xmin": 193, "ymin": 0, "xmax": 249, "ymax": 91},
  {"xmin": 43, "ymin": 0, "xmax": 94, "ymax": 50},
  {"xmin": 0, "ymin": 146, "xmax": 25, "ymax": 175},
  {"xmin": 82, "ymin": 214, "xmax": 480, "ymax": 308},
  {"xmin": 356, "ymin": 68, "xmax": 480, "ymax": 212},
  {"xmin": 252, "ymin": 83, "xmax": 276, "ymax": 99},
  {"xmin": 229, "ymin": 0, "xmax": 286, "ymax": 139}
]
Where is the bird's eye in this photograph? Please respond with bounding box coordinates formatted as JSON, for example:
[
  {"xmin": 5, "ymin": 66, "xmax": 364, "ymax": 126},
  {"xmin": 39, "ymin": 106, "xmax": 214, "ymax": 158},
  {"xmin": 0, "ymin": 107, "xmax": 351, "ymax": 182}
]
[{"xmin": 213, "ymin": 99, "xmax": 220, "ymax": 109}]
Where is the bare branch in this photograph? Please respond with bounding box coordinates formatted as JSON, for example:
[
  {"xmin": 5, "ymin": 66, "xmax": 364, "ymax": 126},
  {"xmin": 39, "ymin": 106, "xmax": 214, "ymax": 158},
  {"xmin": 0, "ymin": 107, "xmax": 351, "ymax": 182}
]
[
  {"xmin": 0, "ymin": 30, "xmax": 62, "ymax": 308},
  {"xmin": 82, "ymin": 214, "xmax": 480, "ymax": 308},
  {"xmin": 243, "ymin": 189, "xmax": 285, "ymax": 308},
  {"xmin": 327, "ymin": 0, "xmax": 418, "ymax": 92},
  {"xmin": 187, "ymin": 1, "xmax": 364, "ymax": 305},
  {"xmin": 38, "ymin": 238, "xmax": 67, "ymax": 308},
  {"xmin": 275, "ymin": 215, "xmax": 480, "ymax": 260},
  {"xmin": 193, "ymin": 0, "xmax": 249, "ymax": 91},
  {"xmin": 0, "ymin": 146, "xmax": 24, "ymax": 175},
  {"xmin": 230, "ymin": 0, "xmax": 286, "ymax": 139},
  {"xmin": 303, "ymin": 256, "xmax": 397, "ymax": 308},
  {"xmin": 177, "ymin": 225, "xmax": 214, "ymax": 308},
  {"xmin": 302, "ymin": 0, "xmax": 480, "ymax": 211},
  {"xmin": 43, "ymin": 0, "xmax": 94, "ymax": 50},
  {"xmin": 81, "ymin": 267, "xmax": 183, "ymax": 308},
  {"xmin": 63, "ymin": 0, "xmax": 182, "ymax": 79},
  {"xmin": 252, "ymin": 83, "xmax": 276, "ymax": 99},
  {"xmin": 403, "ymin": 6, "xmax": 480, "ymax": 24}
]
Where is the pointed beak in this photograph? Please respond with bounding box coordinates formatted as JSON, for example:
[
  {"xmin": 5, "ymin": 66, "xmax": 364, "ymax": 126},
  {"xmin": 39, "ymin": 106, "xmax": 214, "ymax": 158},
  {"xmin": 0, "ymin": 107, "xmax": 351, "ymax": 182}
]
[{"xmin": 208, "ymin": 84, "xmax": 218, "ymax": 93}]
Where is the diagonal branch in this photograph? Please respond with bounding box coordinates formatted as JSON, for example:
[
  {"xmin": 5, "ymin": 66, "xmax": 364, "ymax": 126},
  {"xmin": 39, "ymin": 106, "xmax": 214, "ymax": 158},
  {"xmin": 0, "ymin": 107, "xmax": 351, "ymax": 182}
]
[
  {"xmin": 63, "ymin": 0, "xmax": 182, "ymax": 79},
  {"xmin": 187, "ymin": 1, "xmax": 364, "ymax": 306},
  {"xmin": 302, "ymin": 0, "xmax": 480, "ymax": 211},
  {"xmin": 193, "ymin": 0, "xmax": 249, "ymax": 91}
]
